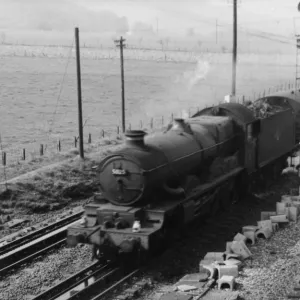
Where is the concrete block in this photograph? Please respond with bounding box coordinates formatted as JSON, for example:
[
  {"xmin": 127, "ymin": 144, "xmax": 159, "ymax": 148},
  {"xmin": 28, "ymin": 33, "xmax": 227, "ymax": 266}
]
[
  {"xmin": 255, "ymin": 227, "xmax": 272, "ymax": 239},
  {"xmin": 230, "ymin": 241, "xmax": 252, "ymax": 260},
  {"xmin": 201, "ymin": 265, "xmax": 217, "ymax": 279},
  {"xmin": 224, "ymin": 259, "xmax": 243, "ymax": 270},
  {"xmin": 179, "ymin": 273, "xmax": 209, "ymax": 283},
  {"xmin": 223, "ymin": 253, "xmax": 241, "ymax": 261},
  {"xmin": 199, "ymin": 261, "xmax": 211, "ymax": 274},
  {"xmin": 289, "ymin": 207, "xmax": 298, "ymax": 222},
  {"xmin": 204, "ymin": 252, "xmax": 225, "ymax": 262},
  {"xmin": 257, "ymin": 220, "xmax": 273, "ymax": 232},
  {"xmin": 270, "ymin": 214, "xmax": 289, "ymax": 223},
  {"xmin": 276, "ymin": 202, "xmax": 287, "ymax": 215},
  {"xmin": 261, "ymin": 211, "xmax": 277, "ymax": 221},
  {"xmin": 177, "ymin": 285, "xmax": 198, "ymax": 292},
  {"xmin": 218, "ymin": 275, "xmax": 235, "ymax": 291},
  {"xmin": 242, "ymin": 225, "xmax": 259, "ymax": 234},
  {"xmin": 199, "ymin": 257, "xmax": 223, "ymax": 274},
  {"xmin": 233, "ymin": 233, "xmax": 247, "ymax": 243},
  {"xmin": 272, "ymin": 223, "xmax": 279, "ymax": 232},
  {"xmin": 213, "ymin": 263, "xmax": 239, "ymax": 278},
  {"xmin": 243, "ymin": 230, "xmax": 255, "ymax": 245},
  {"xmin": 175, "ymin": 281, "xmax": 205, "ymax": 289}
]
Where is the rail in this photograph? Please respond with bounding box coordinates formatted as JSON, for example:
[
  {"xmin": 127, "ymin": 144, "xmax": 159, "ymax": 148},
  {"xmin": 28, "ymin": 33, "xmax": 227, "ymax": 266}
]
[
  {"xmin": 0, "ymin": 210, "xmax": 83, "ymax": 256},
  {"xmin": 0, "ymin": 215, "xmax": 83, "ymax": 277}
]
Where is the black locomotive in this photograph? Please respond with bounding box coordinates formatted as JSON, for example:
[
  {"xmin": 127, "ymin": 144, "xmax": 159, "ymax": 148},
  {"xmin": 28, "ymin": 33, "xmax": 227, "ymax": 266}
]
[{"xmin": 67, "ymin": 90, "xmax": 300, "ymax": 262}]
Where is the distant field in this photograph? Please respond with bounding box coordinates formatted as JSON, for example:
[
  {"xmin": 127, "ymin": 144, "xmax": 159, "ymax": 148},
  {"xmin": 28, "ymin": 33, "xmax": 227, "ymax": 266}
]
[{"xmin": 0, "ymin": 50, "xmax": 296, "ymax": 166}]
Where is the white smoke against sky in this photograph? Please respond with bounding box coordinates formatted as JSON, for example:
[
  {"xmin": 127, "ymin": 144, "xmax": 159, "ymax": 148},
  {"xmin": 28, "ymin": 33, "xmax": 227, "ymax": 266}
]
[
  {"xmin": 178, "ymin": 59, "xmax": 211, "ymax": 91},
  {"xmin": 140, "ymin": 56, "xmax": 211, "ymax": 123},
  {"xmin": 176, "ymin": 58, "xmax": 211, "ymax": 119}
]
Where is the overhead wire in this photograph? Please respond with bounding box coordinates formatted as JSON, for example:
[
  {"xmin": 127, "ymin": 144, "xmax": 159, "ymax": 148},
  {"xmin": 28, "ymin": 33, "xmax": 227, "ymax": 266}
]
[{"xmin": 45, "ymin": 37, "xmax": 75, "ymax": 149}]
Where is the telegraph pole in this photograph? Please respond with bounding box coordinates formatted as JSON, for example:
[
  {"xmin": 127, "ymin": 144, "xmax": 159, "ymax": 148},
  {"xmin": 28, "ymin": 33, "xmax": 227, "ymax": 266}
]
[
  {"xmin": 231, "ymin": 0, "xmax": 237, "ymax": 96},
  {"xmin": 75, "ymin": 27, "xmax": 84, "ymax": 158},
  {"xmin": 114, "ymin": 36, "xmax": 126, "ymax": 133}
]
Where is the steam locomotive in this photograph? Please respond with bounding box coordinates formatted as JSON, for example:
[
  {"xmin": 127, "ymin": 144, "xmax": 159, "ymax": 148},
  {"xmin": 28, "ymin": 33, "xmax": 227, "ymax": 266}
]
[{"xmin": 67, "ymin": 90, "xmax": 300, "ymax": 263}]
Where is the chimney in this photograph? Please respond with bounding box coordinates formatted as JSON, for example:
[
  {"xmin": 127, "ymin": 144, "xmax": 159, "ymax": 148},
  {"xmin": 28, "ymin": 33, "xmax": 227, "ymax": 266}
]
[
  {"xmin": 172, "ymin": 118, "xmax": 186, "ymax": 130},
  {"xmin": 125, "ymin": 130, "xmax": 146, "ymax": 147},
  {"xmin": 172, "ymin": 118, "xmax": 193, "ymax": 134}
]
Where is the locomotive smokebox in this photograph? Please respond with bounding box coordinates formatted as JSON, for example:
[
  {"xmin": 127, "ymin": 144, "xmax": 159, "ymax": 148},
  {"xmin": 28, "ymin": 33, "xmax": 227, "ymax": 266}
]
[{"xmin": 125, "ymin": 130, "xmax": 147, "ymax": 147}]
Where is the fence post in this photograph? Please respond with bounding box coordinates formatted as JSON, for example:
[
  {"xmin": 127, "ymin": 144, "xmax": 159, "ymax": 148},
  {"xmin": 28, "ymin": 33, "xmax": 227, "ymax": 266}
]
[
  {"xmin": 2, "ymin": 152, "xmax": 6, "ymax": 166},
  {"xmin": 242, "ymin": 95, "xmax": 245, "ymax": 104},
  {"xmin": 117, "ymin": 126, "xmax": 120, "ymax": 135},
  {"xmin": 40, "ymin": 144, "xmax": 44, "ymax": 156},
  {"xmin": 88, "ymin": 133, "xmax": 92, "ymax": 144},
  {"xmin": 101, "ymin": 130, "xmax": 105, "ymax": 138},
  {"xmin": 74, "ymin": 136, "xmax": 77, "ymax": 147},
  {"xmin": 58, "ymin": 140, "xmax": 61, "ymax": 152},
  {"xmin": 150, "ymin": 118, "xmax": 153, "ymax": 129},
  {"xmin": 22, "ymin": 148, "xmax": 26, "ymax": 160}
]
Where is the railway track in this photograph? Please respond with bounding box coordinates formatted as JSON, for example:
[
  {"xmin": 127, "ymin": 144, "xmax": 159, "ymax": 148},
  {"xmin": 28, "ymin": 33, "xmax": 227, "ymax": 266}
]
[
  {"xmin": 5, "ymin": 182, "xmax": 282, "ymax": 300},
  {"xmin": 32, "ymin": 261, "xmax": 139, "ymax": 300},
  {"xmin": 0, "ymin": 210, "xmax": 83, "ymax": 255},
  {"xmin": 27, "ymin": 195, "xmax": 262, "ymax": 300},
  {"xmin": 0, "ymin": 211, "xmax": 84, "ymax": 277}
]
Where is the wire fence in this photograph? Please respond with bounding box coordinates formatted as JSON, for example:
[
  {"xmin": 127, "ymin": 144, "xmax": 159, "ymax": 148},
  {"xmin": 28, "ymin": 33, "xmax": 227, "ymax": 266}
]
[{"xmin": 0, "ymin": 44, "xmax": 296, "ymax": 65}]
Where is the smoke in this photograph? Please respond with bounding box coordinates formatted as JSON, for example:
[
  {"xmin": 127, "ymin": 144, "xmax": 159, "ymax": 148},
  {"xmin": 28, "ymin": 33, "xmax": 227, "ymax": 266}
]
[
  {"xmin": 140, "ymin": 57, "xmax": 211, "ymax": 123},
  {"xmin": 175, "ymin": 59, "xmax": 210, "ymax": 91},
  {"xmin": 175, "ymin": 58, "xmax": 211, "ymax": 119}
]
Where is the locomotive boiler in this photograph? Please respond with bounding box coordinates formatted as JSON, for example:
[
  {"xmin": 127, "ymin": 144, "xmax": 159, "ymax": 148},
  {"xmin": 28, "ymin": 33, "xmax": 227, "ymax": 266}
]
[
  {"xmin": 99, "ymin": 116, "xmax": 237, "ymax": 207},
  {"xmin": 67, "ymin": 92, "xmax": 298, "ymax": 263}
]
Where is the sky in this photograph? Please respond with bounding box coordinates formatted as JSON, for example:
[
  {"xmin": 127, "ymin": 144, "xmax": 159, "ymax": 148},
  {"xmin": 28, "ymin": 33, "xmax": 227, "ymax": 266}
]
[
  {"xmin": 0, "ymin": 0, "xmax": 300, "ymax": 41},
  {"xmin": 79, "ymin": 0, "xmax": 300, "ymax": 36}
]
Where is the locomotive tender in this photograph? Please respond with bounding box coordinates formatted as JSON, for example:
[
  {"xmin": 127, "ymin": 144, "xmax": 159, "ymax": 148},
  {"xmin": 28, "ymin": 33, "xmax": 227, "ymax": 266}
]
[{"xmin": 67, "ymin": 90, "xmax": 300, "ymax": 262}]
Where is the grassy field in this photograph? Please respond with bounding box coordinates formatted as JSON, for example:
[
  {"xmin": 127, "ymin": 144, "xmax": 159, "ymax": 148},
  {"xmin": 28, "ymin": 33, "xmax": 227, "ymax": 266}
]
[
  {"xmin": 0, "ymin": 49, "xmax": 295, "ymax": 163},
  {"xmin": 0, "ymin": 37, "xmax": 296, "ymax": 226}
]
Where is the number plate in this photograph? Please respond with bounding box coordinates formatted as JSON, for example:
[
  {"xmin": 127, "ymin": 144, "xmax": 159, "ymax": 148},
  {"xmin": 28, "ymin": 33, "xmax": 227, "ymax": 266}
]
[{"xmin": 112, "ymin": 169, "xmax": 127, "ymax": 176}]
